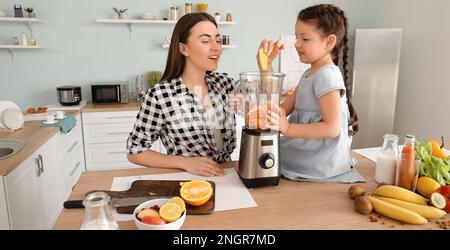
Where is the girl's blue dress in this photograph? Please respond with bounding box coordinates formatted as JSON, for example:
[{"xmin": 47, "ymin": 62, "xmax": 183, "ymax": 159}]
[{"xmin": 280, "ymin": 64, "xmax": 365, "ymax": 183}]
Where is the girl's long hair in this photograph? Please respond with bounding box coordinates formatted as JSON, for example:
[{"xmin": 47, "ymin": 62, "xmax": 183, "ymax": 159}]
[
  {"xmin": 161, "ymin": 13, "xmax": 217, "ymax": 82},
  {"xmin": 298, "ymin": 4, "xmax": 359, "ymax": 136}
]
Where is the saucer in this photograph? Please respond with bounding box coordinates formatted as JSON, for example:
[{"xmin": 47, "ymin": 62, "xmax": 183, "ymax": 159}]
[
  {"xmin": 42, "ymin": 120, "xmax": 58, "ymax": 125},
  {"xmin": 55, "ymin": 115, "xmax": 67, "ymax": 120}
]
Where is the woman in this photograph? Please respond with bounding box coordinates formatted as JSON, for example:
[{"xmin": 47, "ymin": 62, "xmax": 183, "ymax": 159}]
[{"xmin": 127, "ymin": 13, "xmax": 237, "ymax": 177}]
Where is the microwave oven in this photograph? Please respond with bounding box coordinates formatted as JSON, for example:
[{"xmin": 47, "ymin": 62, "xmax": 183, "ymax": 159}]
[{"xmin": 91, "ymin": 81, "xmax": 129, "ymax": 104}]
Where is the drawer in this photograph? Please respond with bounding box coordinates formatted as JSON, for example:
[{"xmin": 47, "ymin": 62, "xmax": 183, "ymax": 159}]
[
  {"xmin": 84, "ymin": 142, "xmax": 143, "ymax": 171},
  {"xmin": 58, "ymin": 147, "xmax": 86, "ymax": 200},
  {"xmin": 57, "ymin": 126, "xmax": 84, "ymax": 161},
  {"xmin": 62, "ymin": 157, "xmax": 85, "ymax": 200},
  {"xmin": 83, "ymin": 123, "xmax": 135, "ymax": 144},
  {"xmin": 82, "ymin": 111, "xmax": 138, "ymax": 125}
]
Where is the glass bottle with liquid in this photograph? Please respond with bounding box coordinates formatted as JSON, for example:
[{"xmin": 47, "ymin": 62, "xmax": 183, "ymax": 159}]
[
  {"xmin": 375, "ymin": 134, "xmax": 399, "ymax": 185},
  {"xmin": 80, "ymin": 192, "xmax": 119, "ymax": 230},
  {"xmin": 397, "ymin": 134, "xmax": 417, "ymax": 191},
  {"xmin": 27, "ymin": 32, "xmax": 36, "ymax": 46}
]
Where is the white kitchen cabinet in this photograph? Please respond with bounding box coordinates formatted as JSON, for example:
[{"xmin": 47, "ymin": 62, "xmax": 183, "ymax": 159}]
[
  {"xmin": 54, "ymin": 114, "xmax": 85, "ymax": 202},
  {"xmin": 0, "ymin": 177, "xmax": 10, "ymax": 229},
  {"xmin": 82, "ymin": 110, "xmax": 144, "ymax": 171},
  {"xmin": 4, "ymin": 135, "xmax": 60, "ymax": 229}
]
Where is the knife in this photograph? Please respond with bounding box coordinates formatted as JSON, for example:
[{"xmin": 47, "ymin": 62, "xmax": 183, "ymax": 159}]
[{"xmin": 63, "ymin": 196, "xmax": 168, "ymax": 210}]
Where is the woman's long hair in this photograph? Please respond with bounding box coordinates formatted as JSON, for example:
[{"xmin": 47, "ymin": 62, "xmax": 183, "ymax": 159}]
[
  {"xmin": 161, "ymin": 13, "xmax": 217, "ymax": 82},
  {"xmin": 298, "ymin": 4, "xmax": 359, "ymax": 136}
]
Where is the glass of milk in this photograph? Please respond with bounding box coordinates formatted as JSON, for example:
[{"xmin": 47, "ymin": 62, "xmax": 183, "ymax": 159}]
[{"xmin": 375, "ymin": 134, "xmax": 400, "ymax": 184}]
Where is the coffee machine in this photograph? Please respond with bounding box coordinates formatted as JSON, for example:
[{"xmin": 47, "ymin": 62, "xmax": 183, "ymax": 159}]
[{"xmin": 235, "ymin": 72, "xmax": 286, "ymax": 188}]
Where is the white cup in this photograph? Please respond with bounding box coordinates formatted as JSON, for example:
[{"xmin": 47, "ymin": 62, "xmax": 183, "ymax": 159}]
[
  {"xmin": 46, "ymin": 115, "xmax": 55, "ymax": 123},
  {"xmin": 55, "ymin": 111, "xmax": 65, "ymax": 119}
]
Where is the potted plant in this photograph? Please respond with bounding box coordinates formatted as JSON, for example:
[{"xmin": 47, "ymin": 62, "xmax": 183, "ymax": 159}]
[
  {"xmin": 113, "ymin": 7, "xmax": 128, "ymax": 19},
  {"xmin": 148, "ymin": 71, "xmax": 162, "ymax": 88},
  {"xmin": 24, "ymin": 7, "xmax": 35, "ymax": 18},
  {"xmin": 214, "ymin": 12, "xmax": 221, "ymax": 22}
]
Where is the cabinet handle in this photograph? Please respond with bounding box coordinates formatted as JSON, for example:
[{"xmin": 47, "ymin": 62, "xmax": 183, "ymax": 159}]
[
  {"xmin": 35, "ymin": 157, "xmax": 41, "ymax": 177},
  {"xmin": 106, "ymin": 116, "xmax": 135, "ymax": 119},
  {"xmin": 66, "ymin": 141, "xmax": 79, "ymax": 153},
  {"xmin": 69, "ymin": 162, "xmax": 81, "ymax": 176},
  {"xmin": 106, "ymin": 132, "xmax": 129, "ymax": 135},
  {"xmin": 38, "ymin": 154, "xmax": 44, "ymax": 174},
  {"xmin": 107, "ymin": 151, "xmax": 125, "ymax": 155}
]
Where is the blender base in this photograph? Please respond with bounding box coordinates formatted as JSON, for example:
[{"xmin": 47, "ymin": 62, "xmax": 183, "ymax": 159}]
[{"xmin": 238, "ymin": 175, "xmax": 280, "ymax": 188}]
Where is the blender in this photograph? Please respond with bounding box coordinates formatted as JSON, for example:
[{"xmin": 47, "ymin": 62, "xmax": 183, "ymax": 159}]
[{"xmin": 234, "ymin": 72, "xmax": 286, "ymax": 188}]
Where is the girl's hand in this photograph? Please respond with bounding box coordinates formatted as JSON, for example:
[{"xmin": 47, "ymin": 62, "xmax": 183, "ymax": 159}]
[
  {"xmin": 257, "ymin": 39, "xmax": 285, "ymax": 70},
  {"xmin": 180, "ymin": 157, "xmax": 225, "ymax": 177},
  {"xmin": 267, "ymin": 104, "xmax": 290, "ymax": 134}
]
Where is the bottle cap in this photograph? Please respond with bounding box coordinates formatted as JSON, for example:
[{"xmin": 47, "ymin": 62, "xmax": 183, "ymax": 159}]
[{"xmin": 406, "ymin": 134, "xmax": 415, "ymax": 140}]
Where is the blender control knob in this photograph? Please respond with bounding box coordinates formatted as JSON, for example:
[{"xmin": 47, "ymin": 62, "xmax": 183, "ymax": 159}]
[{"xmin": 259, "ymin": 153, "xmax": 275, "ymax": 169}]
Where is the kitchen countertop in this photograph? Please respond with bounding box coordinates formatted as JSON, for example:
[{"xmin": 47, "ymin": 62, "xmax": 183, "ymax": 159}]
[
  {"xmin": 81, "ymin": 93, "xmax": 293, "ymax": 113},
  {"xmin": 81, "ymin": 101, "xmax": 142, "ymax": 112},
  {"xmin": 53, "ymin": 153, "xmax": 449, "ymax": 230},
  {"xmin": 0, "ymin": 110, "xmax": 80, "ymax": 176}
]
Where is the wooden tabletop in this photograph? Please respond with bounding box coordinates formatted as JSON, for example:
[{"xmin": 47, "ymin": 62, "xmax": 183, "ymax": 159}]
[{"xmin": 53, "ymin": 153, "xmax": 449, "ymax": 230}]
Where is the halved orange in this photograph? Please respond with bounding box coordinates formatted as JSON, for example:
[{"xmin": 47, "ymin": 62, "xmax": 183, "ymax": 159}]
[
  {"xmin": 180, "ymin": 180, "xmax": 213, "ymax": 206},
  {"xmin": 167, "ymin": 196, "xmax": 186, "ymax": 213},
  {"xmin": 159, "ymin": 202, "xmax": 182, "ymax": 223}
]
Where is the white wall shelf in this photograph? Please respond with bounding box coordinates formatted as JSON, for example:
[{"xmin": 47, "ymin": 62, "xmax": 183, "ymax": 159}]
[
  {"xmin": 0, "ymin": 45, "xmax": 44, "ymax": 63},
  {"xmin": 161, "ymin": 44, "xmax": 237, "ymax": 49},
  {"xmin": 0, "ymin": 17, "xmax": 43, "ymax": 32},
  {"xmin": 96, "ymin": 18, "xmax": 237, "ymax": 39}
]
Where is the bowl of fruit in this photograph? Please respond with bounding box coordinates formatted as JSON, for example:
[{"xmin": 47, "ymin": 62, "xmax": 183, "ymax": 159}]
[{"xmin": 133, "ymin": 197, "xmax": 186, "ymax": 230}]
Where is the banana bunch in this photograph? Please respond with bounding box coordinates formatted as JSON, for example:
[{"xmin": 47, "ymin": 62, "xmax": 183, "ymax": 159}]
[{"xmin": 370, "ymin": 185, "xmax": 447, "ymax": 225}]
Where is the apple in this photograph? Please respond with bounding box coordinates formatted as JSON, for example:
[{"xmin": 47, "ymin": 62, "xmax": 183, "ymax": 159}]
[
  {"xmin": 142, "ymin": 216, "xmax": 166, "ymax": 225},
  {"xmin": 137, "ymin": 208, "xmax": 160, "ymax": 220},
  {"xmin": 436, "ymin": 185, "xmax": 450, "ymax": 213}
]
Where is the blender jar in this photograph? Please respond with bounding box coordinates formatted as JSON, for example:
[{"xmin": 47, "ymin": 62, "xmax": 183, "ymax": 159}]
[{"xmin": 234, "ymin": 72, "xmax": 285, "ymax": 130}]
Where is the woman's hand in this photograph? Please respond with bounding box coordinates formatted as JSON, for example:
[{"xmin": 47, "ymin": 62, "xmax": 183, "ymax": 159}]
[
  {"xmin": 267, "ymin": 104, "xmax": 290, "ymax": 135},
  {"xmin": 180, "ymin": 157, "xmax": 225, "ymax": 177},
  {"xmin": 257, "ymin": 39, "xmax": 285, "ymax": 71}
]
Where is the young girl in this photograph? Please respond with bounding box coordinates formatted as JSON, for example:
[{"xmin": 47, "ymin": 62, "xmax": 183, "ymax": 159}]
[
  {"xmin": 260, "ymin": 4, "xmax": 364, "ymax": 182},
  {"xmin": 127, "ymin": 13, "xmax": 238, "ymax": 177}
]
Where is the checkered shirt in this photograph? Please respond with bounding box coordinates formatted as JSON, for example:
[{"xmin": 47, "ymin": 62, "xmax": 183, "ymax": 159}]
[{"xmin": 127, "ymin": 72, "xmax": 237, "ymax": 162}]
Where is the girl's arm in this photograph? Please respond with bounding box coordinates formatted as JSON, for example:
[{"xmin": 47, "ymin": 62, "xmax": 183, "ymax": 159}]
[
  {"xmin": 270, "ymin": 90, "xmax": 341, "ymax": 139},
  {"xmin": 280, "ymin": 86, "xmax": 298, "ymax": 116},
  {"xmin": 128, "ymin": 150, "xmax": 225, "ymax": 177}
]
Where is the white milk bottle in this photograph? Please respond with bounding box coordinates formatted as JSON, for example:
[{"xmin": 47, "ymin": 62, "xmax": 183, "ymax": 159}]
[{"xmin": 375, "ymin": 134, "xmax": 399, "ymax": 185}]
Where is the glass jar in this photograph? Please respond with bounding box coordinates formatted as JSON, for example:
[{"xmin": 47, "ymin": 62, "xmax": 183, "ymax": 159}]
[
  {"xmin": 185, "ymin": 3, "xmax": 192, "ymax": 14},
  {"xmin": 375, "ymin": 134, "xmax": 399, "ymax": 185},
  {"xmin": 397, "ymin": 134, "xmax": 417, "ymax": 191},
  {"xmin": 170, "ymin": 6, "xmax": 179, "ymax": 21},
  {"xmin": 226, "ymin": 13, "xmax": 232, "ymax": 22},
  {"xmin": 80, "ymin": 192, "xmax": 119, "ymax": 230}
]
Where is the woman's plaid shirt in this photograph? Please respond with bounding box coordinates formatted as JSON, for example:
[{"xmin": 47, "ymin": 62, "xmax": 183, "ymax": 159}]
[{"xmin": 127, "ymin": 72, "xmax": 237, "ymax": 162}]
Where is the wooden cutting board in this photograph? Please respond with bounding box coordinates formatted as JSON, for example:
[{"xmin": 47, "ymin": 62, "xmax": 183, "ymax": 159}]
[{"xmin": 87, "ymin": 180, "xmax": 215, "ymax": 215}]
